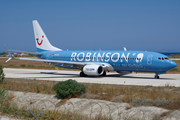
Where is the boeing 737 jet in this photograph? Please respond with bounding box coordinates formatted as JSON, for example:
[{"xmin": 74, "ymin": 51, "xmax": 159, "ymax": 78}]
[{"xmin": 4, "ymin": 20, "xmax": 177, "ymax": 79}]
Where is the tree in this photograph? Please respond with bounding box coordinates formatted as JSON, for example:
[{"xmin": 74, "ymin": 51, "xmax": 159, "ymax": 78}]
[
  {"xmin": 0, "ymin": 65, "xmax": 5, "ymax": 83},
  {"xmin": 1, "ymin": 52, "xmax": 7, "ymax": 55}
]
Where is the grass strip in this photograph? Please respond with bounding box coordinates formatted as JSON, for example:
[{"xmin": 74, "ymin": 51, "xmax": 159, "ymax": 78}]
[{"xmin": 0, "ymin": 78, "xmax": 180, "ymax": 110}]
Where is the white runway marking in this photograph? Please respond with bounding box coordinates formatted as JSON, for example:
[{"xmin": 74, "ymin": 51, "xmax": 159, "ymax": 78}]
[{"xmin": 4, "ymin": 68, "xmax": 180, "ymax": 87}]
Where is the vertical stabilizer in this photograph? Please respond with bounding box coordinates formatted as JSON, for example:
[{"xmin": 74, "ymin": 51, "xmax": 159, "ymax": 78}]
[{"xmin": 32, "ymin": 20, "xmax": 62, "ymax": 52}]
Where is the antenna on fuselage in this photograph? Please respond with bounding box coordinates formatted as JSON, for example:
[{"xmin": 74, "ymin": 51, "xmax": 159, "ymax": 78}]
[{"xmin": 123, "ymin": 47, "xmax": 127, "ymax": 51}]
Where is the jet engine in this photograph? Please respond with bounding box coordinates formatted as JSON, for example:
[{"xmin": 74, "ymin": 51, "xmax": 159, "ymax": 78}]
[{"xmin": 83, "ymin": 65, "xmax": 104, "ymax": 75}]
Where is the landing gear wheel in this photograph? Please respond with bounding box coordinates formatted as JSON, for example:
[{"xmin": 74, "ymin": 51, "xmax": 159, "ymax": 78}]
[
  {"xmin": 80, "ymin": 71, "xmax": 87, "ymax": 77},
  {"xmin": 154, "ymin": 75, "xmax": 159, "ymax": 79},
  {"xmin": 100, "ymin": 71, "xmax": 106, "ymax": 76}
]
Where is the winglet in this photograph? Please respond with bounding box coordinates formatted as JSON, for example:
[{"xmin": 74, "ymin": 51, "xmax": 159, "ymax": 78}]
[{"xmin": 3, "ymin": 44, "xmax": 13, "ymax": 63}]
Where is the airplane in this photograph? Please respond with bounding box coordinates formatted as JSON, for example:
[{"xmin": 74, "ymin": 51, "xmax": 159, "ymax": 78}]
[{"xmin": 4, "ymin": 20, "xmax": 177, "ymax": 79}]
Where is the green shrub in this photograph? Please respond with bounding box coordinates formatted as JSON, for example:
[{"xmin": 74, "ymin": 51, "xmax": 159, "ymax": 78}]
[
  {"xmin": 0, "ymin": 87, "xmax": 8, "ymax": 98},
  {"xmin": 155, "ymin": 99, "xmax": 169, "ymax": 107},
  {"xmin": 20, "ymin": 64, "xmax": 26, "ymax": 67},
  {"xmin": 28, "ymin": 54, "xmax": 36, "ymax": 57},
  {"xmin": 27, "ymin": 65, "xmax": 34, "ymax": 68},
  {"xmin": 53, "ymin": 79, "xmax": 86, "ymax": 99},
  {"xmin": 0, "ymin": 65, "xmax": 5, "ymax": 83},
  {"xmin": 14, "ymin": 55, "xmax": 19, "ymax": 57},
  {"xmin": 38, "ymin": 66, "xmax": 45, "ymax": 68},
  {"xmin": 9, "ymin": 64, "xmax": 14, "ymax": 67},
  {"xmin": 131, "ymin": 99, "xmax": 155, "ymax": 106}
]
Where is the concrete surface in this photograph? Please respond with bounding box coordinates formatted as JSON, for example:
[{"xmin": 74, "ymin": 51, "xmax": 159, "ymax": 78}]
[
  {"xmin": 9, "ymin": 91, "xmax": 178, "ymax": 120},
  {"xmin": 4, "ymin": 68, "xmax": 180, "ymax": 87}
]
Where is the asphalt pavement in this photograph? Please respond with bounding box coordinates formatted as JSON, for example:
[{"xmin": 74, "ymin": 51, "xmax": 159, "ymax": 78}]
[{"xmin": 4, "ymin": 68, "xmax": 180, "ymax": 87}]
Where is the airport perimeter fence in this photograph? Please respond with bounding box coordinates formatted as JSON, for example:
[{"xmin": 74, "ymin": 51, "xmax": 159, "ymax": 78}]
[{"xmin": 0, "ymin": 96, "xmax": 180, "ymax": 120}]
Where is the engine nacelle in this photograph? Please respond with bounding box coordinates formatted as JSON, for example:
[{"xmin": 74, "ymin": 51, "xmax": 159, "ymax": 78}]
[{"xmin": 83, "ymin": 65, "xmax": 104, "ymax": 75}]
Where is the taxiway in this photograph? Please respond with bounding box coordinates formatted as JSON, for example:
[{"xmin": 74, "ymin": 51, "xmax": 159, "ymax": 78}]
[{"xmin": 4, "ymin": 68, "xmax": 180, "ymax": 87}]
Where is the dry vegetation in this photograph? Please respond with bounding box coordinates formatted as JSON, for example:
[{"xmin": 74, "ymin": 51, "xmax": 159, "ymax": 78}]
[
  {"xmin": 0, "ymin": 58, "xmax": 77, "ymax": 70},
  {"xmin": 167, "ymin": 60, "xmax": 180, "ymax": 73},
  {"xmin": 1, "ymin": 78, "xmax": 180, "ymax": 110},
  {"xmin": 0, "ymin": 58, "xmax": 55, "ymax": 69},
  {"xmin": 168, "ymin": 54, "xmax": 180, "ymax": 58}
]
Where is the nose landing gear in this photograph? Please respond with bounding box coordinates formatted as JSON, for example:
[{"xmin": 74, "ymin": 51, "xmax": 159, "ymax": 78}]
[{"xmin": 154, "ymin": 74, "xmax": 159, "ymax": 79}]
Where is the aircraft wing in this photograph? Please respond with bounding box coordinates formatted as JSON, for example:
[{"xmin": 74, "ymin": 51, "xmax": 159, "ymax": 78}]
[
  {"xmin": 19, "ymin": 58, "xmax": 85, "ymax": 66},
  {"xmin": 18, "ymin": 57, "xmax": 113, "ymax": 71},
  {"xmin": 18, "ymin": 58, "xmax": 112, "ymax": 70}
]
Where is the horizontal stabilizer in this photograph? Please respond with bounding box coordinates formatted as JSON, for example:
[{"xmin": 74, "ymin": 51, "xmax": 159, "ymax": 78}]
[
  {"xmin": 9, "ymin": 49, "xmax": 42, "ymax": 55},
  {"xmin": 5, "ymin": 58, "xmax": 12, "ymax": 63},
  {"xmin": 4, "ymin": 44, "xmax": 13, "ymax": 57},
  {"xmin": 4, "ymin": 44, "xmax": 13, "ymax": 63}
]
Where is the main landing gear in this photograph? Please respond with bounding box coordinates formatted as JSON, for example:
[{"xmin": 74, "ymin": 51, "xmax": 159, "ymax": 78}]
[
  {"xmin": 80, "ymin": 71, "xmax": 87, "ymax": 77},
  {"xmin": 100, "ymin": 71, "xmax": 106, "ymax": 76},
  {"xmin": 79, "ymin": 71, "xmax": 107, "ymax": 77},
  {"xmin": 154, "ymin": 74, "xmax": 159, "ymax": 79}
]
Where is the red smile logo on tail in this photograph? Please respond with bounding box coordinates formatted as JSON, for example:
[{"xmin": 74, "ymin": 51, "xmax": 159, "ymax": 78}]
[{"xmin": 36, "ymin": 35, "xmax": 44, "ymax": 45}]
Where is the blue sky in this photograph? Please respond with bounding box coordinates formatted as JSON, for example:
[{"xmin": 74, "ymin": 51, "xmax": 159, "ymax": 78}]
[{"xmin": 0, "ymin": 0, "xmax": 180, "ymax": 53}]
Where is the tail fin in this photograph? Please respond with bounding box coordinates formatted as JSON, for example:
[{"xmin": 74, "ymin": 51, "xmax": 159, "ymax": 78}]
[{"xmin": 32, "ymin": 20, "xmax": 62, "ymax": 52}]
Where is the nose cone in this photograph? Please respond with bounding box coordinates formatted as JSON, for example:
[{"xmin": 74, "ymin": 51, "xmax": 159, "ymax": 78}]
[{"xmin": 168, "ymin": 60, "xmax": 177, "ymax": 70}]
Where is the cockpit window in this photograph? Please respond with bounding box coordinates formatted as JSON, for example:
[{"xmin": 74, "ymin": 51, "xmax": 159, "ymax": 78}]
[{"xmin": 158, "ymin": 57, "xmax": 169, "ymax": 60}]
